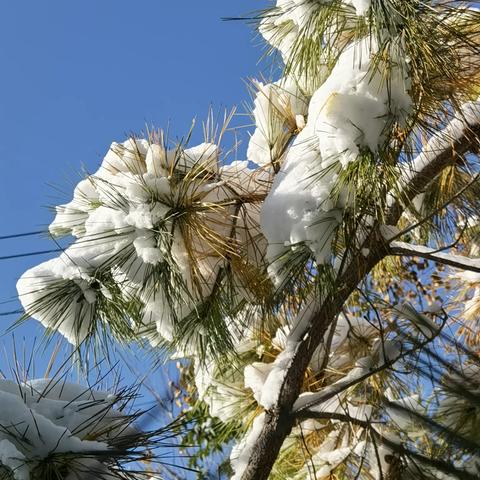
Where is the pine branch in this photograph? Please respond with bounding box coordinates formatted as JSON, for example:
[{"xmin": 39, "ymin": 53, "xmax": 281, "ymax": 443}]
[
  {"xmin": 240, "ymin": 239, "xmax": 389, "ymax": 480},
  {"xmin": 390, "ymin": 241, "xmax": 480, "ymax": 273},
  {"xmin": 292, "ymin": 330, "xmax": 435, "ymax": 415},
  {"xmin": 293, "ymin": 411, "xmax": 479, "ymax": 480},
  {"xmin": 239, "ymin": 113, "xmax": 480, "ymax": 480},
  {"xmin": 387, "ymin": 101, "xmax": 480, "ymax": 226}
]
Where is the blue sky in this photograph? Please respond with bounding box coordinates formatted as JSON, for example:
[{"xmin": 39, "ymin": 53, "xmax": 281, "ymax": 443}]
[{"xmin": 0, "ymin": 1, "xmax": 271, "ymax": 377}]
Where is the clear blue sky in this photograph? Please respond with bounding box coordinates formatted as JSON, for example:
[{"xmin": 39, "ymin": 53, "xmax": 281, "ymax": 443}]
[{"xmin": 0, "ymin": 1, "xmax": 271, "ymax": 376}]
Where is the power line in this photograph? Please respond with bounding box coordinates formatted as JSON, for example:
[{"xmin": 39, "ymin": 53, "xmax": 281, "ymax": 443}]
[
  {"xmin": 0, "ymin": 299, "xmax": 19, "ymax": 305},
  {"xmin": 0, "ymin": 230, "xmax": 60, "ymax": 318},
  {"xmin": 0, "ymin": 230, "xmax": 44, "ymax": 241},
  {"xmin": 0, "ymin": 249, "xmax": 62, "ymax": 261},
  {"xmin": 0, "ymin": 309, "xmax": 23, "ymax": 316}
]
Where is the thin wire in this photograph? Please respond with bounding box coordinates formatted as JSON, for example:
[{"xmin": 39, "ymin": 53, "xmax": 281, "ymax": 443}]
[
  {"xmin": 0, "ymin": 249, "xmax": 62, "ymax": 261},
  {"xmin": 0, "ymin": 231, "xmax": 64, "ymax": 316},
  {"xmin": 0, "ymin": 230, "xmax": 44, "ymax": 240},
  {"xmin": 0, "ymin": 298, "xmax": 20, "ymax": 305},
  {"xmin": 0, "ymin": 310, "xmax": 23, "ymax": 316}
]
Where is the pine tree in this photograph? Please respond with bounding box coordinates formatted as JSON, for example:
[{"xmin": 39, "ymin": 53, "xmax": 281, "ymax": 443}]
[{"xmin": 11, "ymin": 1, "xmax": 480, "ymax": 479}]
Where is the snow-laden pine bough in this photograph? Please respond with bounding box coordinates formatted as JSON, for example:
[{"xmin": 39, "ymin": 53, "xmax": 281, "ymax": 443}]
[
  {"xmin": 17, "ymin": 120, "xmax": 271, "ymax": 358},
  {"xmin": 0, "ymin": 368, "xmax": 188, "ymax": 480},
  {"xmin": 14, "ymin": 0, "xmax": 480, "ymax": 479}
]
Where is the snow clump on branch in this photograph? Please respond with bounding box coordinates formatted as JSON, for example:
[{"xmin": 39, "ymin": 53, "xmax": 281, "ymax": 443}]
[
  {"xmin": 18, "ymin": 136, "xmax": 269, "ymax": 350},
  {"xmin": 0, "ymin": 378, "xmax": 147, "ymax": 480},
  {"xmin": 260, "ymin": 36, "xmax": 411, "ymax": 282}
]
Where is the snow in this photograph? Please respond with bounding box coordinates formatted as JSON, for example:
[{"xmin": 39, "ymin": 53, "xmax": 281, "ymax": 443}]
[
  {"xmin": 190, "ymin": 317, "xmax": 261, "ymax": 422},
  {"xmin": 260, "ymin": 345, "xmax": 303, "ymax": 409},
  {"xmin": 396, "ymin": 98, "xmax": 480, "ymax": 201},
  {"xmin": 16, "ymin": 255, "xmax": 97, "ymax": 345},
  {"xmin": 260, "ymin": 37, "xmax": 411, "ymax": 279},
  {"xmin": 246, "ymin": 301, "xmax": 319, "ymax": 409},
  {"xmin": 344, "ymin": 0, "xmax": 371, "ymax": 16},
  {"xmin": 394, "ymin": 302, "xmax": 439, "ymax": 338},
  {"xmin": 424, "ymin": 299, "xmax": 443, "ymax": 314},
  {"xmin": 64, "ymin": 459, "xmax": 118, "ymax": 480},
  {"xmin": 0, "ymin": 378, "xmax": 135, "ymax": 479},
  {"xmin": 230, "ymin": 413, "xmax": 265, "ymax": 480},
  {"xmin": 242, "ymin": 306, "xmax": 389, "ymax": 413},
  {"xmin": 19, "ymin": 137, "xmax": 267, "ymax": 349},
  {"xmin": 247, "ymin": 76, "xmax": 308, "ymax": 167},
  {"xmin": 456, "ymin": 270, "xmax": 480, "ymax": 283},
  {"xmin": 0, "ymin": 439, "xmax": 28, "ymax": 480},
  {"xmin": 272, "ymin": 325, "xmax": 290, "ymax": 350},
  {"xmin": 380, "ymin": 224, "xmax": 400, "ymax": 241},
  {"xmin": 303, "ymin": 445, "xmax": 353, "ymax": 477},
  {"xmin": 244, "ymin": 362, "xmax": 274, "ymax": 405},
  {"xmin": 141, "ymin": 289, "xmax": 175, "ymax": 342},
  {"xmin": 294, "ymin": 429, "xmax": 355, "ymax": 478},
  {"xmin": 49, "ymin": 178, "xmax": 99, "ymax": 238},
  {"xmin": 309, "ymin": 37, "xmax": 411, "ymax": 168},
  {"xmin": 258, "ymin": 0, "xmax": 372, "ymax": 63},
  {"xmin": 391, "ymin": 241, "xmax": 480, "ymax": 273},
  {"xmin": 385, "ymin": 392, "xmax": 424, "ymax": 432},
  {"xmin": 365, "ymin": 441, "xmax": 395, "ymax": 480},
  {"xmin": 260, "ymin": 119, "xmax": 341, "ymax": 279},
  {"xmin": 293, "ymin": 359, "xmax": 372, "ymax": 413},
  {"xmin": 258, "ymin": 3, "xmax": 301, "ymax": 62},
  {"xmin": 97, "ymin": 138, "xmax": 148, "ymax": 177},
  {"xmin": 0, "ymin": 389, "xmax": 106, "ymax": 455},
  {"xmin": 133, "ymin": 231, "xmax": 164, "ymax": 264},
  {"xmin": 436, "ymin": 364, "xmax": 480, "ymax": 439}
]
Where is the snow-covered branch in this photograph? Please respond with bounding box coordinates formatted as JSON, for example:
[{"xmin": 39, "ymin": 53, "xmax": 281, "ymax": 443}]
[
  {"xmin": 15, "ymin": 3, "xmax": 480, "ymax": 480},
  {"xmin": 239, "ymin": 106, "xmax": 480, "ymax": 477},
  {"xmin": 295, "ymin": 409, "xmax": 479, "ymax": 480},
  {"xmin": 387, "ymin": 100, "xmax": 480, "ymax": 225},
  {"xmin": 294, "ymin": 410, "xmax": 375, "ymax": 428},
  {"xmin": 390, "ymin": 241, "xmax": 480, "ymax": 273}
]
